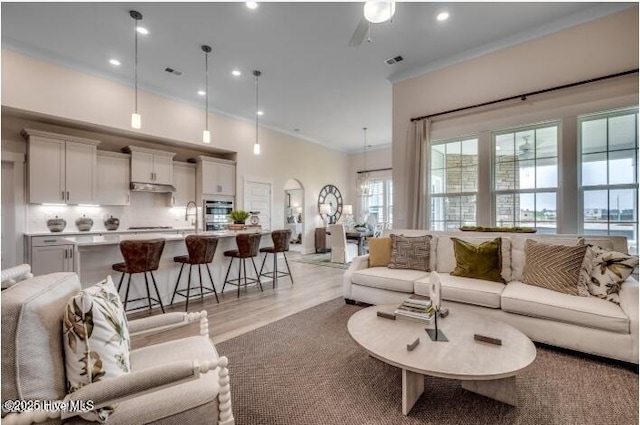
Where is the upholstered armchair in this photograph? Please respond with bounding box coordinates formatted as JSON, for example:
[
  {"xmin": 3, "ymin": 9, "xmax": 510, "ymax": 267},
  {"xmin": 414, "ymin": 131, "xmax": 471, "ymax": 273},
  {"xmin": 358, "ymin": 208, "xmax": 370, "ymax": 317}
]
[{"xmin": 1, "ymin": 272, "xmax": 234, "ymax": 425}]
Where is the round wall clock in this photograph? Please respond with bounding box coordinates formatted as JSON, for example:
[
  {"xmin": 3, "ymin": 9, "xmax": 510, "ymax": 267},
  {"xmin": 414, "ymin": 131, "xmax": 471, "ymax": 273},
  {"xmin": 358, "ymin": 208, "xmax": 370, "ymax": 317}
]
[{"xmin": 317, "ymin": 184, "xmax": 343, "ymax": 224}]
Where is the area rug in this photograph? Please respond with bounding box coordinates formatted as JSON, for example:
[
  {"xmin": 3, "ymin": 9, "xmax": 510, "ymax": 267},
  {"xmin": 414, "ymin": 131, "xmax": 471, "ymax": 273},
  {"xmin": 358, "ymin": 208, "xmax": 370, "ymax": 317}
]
[
  {"xmin": 290, "ymin": 253, "xmax": 350, "ymax": 270},
  {"xmin": 216, "ymin": 298, "xmax": 638, "ymax": 425}
]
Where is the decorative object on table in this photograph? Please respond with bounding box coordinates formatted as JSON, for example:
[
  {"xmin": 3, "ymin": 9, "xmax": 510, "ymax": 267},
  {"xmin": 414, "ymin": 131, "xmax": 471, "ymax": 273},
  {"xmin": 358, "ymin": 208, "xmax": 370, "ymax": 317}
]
[
  {"xmin": 249, "ymin": 211, "xmax": 260, "ymax": 225},
  {"xmin": 103, "ymin": 215, "xmax": 120, "ymax": 231},
  {"xmin": 227, "ymin": 223, "xmax": 246, "ymax": 231},
  {"xmin": 376, "ymin": 311, "xmax": 396, "ymax": 320},
  {"xmin": 459, "ymin": 225, "xmax": 536, "ymax": 233},
  {"xmin": 319, "ymin": 204, "xmax": 332, "ymax": 227},
  {"xmin": 317, "ymin": 184, "xmax": 343, "ymax": 225},
  {"xmin": 438, "ymin": 307, "xmax": 450, "ymax": 318},
  {"xmin": 474, "ymin": 334, "xmax": 502, "ymax": 346},
  {"xmin": 75, "ymin": 214, "xmax": 93, "ymax": 232},
  {"xmin": 394, "ymin": 295, "xmax": 434, "ymax": 324},
  {"xmin": 46, "ymin": 216, "xmax": 66, "ymax": 232},
  {"xmin": 229, "ymin": 210, "xmax": 250, "ymax": 224},
  {"xmin": 406, "ymin": 338, "xmax": 420, "ymax": 352},
  {"xmin": 426, "ymin": 271, "xmax": 448, "ymax": 342}
]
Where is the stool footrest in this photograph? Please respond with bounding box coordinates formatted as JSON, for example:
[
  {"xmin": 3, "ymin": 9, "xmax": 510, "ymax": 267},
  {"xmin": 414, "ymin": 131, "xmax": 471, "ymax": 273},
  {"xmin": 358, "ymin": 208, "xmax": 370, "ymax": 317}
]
[
  {"xmin": 174, "ymin": 286, "xmax": 217, "ymax": 299},
  {"xmin": 260, "ymin": 270, "xmax": 291, "ymax": 279}
]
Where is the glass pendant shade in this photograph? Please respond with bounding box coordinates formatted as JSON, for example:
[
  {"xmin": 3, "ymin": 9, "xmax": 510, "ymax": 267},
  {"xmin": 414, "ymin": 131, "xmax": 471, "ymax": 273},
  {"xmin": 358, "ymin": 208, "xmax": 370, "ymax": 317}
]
[
  {"xmin": 253, "ymin": 142, "xmax": 261, "ymax": 155},
  {"xmin": 364, "ymin": 0, "xmax": 396, "ymax": 23},
  {"xmin": 131, "ymin": 113, "xmax": 141, "ymax": 129},
  {"xmin": 203, "ymin": 130, "xmax": 211, "ymax": 144},
  {"xmin": 253, "ymin": 70, "xmax": 262, "ymax": 155}
]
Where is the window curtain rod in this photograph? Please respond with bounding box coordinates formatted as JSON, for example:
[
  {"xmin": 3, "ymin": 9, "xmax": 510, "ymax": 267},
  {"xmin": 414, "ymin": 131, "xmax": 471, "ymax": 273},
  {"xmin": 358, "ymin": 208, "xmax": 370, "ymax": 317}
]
[
  {"xmin": 410, "ymin": 68, "xmax": 639, "ymax": 122},
  {"xmin": 357, "ymin": 167, "xmax": 392, "ymax": 174}
]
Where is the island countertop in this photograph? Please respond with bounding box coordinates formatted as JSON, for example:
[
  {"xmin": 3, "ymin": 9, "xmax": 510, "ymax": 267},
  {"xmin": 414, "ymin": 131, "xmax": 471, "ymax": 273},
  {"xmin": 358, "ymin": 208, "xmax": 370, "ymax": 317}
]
[{"xmin": 61, "ymin": 230, "xmax": 271, "ymax": 247}]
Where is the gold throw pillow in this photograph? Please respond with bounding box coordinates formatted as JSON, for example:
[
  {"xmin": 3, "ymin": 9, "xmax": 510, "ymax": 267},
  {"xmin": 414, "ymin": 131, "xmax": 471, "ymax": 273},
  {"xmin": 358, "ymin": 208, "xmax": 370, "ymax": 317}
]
[{"xmin": 368, "ymin": 237, "xmax": 392, "ymax": 267}]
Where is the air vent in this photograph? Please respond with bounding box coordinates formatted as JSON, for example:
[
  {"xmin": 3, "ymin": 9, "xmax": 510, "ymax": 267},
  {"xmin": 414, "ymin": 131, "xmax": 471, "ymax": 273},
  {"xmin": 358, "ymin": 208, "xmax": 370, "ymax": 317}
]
[
  {"xmin": 164, "ymin": 67, "xmax": 183, "ymax": 76},
  {"xmin": 384, "ymin": 55, "xmax": 404, "ymax": 66}
]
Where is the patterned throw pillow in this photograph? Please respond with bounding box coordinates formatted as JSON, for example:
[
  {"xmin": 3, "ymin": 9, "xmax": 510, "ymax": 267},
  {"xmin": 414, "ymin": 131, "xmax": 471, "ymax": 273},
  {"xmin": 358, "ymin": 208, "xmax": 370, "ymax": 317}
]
[
  {"xmin": 587, "ymin": 245, "xmax": 639, "ymax": 304},
  {"xmin": 388, "ymin": 234, "xmax": 432, "ymax": 272},
  {"xmin": 522, "ymin": 240, "xmax": 588, "ymax": 295},
  {"xmin": 63, "ymin": 276, "xmax": 130, "ymax": 422}
]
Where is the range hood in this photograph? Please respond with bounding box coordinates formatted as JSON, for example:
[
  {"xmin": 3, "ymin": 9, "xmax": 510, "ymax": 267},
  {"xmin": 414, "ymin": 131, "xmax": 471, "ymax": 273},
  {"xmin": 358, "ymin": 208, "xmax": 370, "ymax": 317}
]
[{"xmin": 130, "ymin": 182, "xmax": 176, "ymax": 193}]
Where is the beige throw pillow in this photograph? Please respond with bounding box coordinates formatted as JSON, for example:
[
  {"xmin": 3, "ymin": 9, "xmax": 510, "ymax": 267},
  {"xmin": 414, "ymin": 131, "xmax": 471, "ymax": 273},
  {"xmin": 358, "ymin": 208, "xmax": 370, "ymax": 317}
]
[
  {"xmin": 522, "ymin": 240, "xmax": 588, "ymax": 296},
  {"xmin": 368, "ymin": 237, "xmax": 392, "ymax": 267},
  {"xmin": 388, "ymin": 234, "xmax": 432, "ymax": 272},
  {"xmin": 587, "ymin": 245, "xmax": 639, "ymax": 304},
  {"xmin": 63, "ymin": 276, "xmax": 131, "ymax": 422}
]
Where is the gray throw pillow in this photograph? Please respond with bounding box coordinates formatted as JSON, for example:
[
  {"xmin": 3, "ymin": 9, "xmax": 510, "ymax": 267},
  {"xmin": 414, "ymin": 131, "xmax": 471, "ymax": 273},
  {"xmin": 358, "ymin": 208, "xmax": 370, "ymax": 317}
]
[{"xmin": 388, "ymin": 234, "xmax": 432, "ymax": 272}]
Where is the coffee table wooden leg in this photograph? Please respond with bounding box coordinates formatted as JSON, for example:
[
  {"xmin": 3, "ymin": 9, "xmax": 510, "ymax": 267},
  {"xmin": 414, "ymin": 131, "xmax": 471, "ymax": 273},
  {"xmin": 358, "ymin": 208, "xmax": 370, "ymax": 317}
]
[
  {"xmin": 402, "ymin": 369, "xmax": 424, "ymax": 415},
  {"xmin": 461, "ymin": 376, "xmax": 517, "ymax": 406}
]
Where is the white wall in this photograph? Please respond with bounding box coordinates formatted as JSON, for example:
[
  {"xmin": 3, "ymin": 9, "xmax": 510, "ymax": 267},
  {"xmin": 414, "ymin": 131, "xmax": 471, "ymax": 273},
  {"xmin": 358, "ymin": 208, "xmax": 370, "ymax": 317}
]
[
  {"xmin": 1, "ymin": 49, "xmax": 351, "ymax": 254},
  {"xmin": 391, "ymin": 7, "xmax": 639, "ymax": 229}
]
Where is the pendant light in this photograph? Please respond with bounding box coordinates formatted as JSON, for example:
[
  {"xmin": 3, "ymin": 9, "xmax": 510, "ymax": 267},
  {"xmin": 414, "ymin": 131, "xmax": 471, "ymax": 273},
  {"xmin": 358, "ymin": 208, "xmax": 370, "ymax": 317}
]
[
  {"xmin": 201, "ymin": 45, "xmax": 212, "ymax": 144},
  {"xmin": 130, "ymin": 10, "xmax": 143, "ymax": 129},
  {"xmin": 364, "ymin": 0, "xmax": 396, "ymax": 24},
  {"xmin": 357, "ymin": 127, "xmax": 370, "ymax": 196},
  {"xmin": 253, "ymin": 70, "xmax": 262, "ymax": 155}
]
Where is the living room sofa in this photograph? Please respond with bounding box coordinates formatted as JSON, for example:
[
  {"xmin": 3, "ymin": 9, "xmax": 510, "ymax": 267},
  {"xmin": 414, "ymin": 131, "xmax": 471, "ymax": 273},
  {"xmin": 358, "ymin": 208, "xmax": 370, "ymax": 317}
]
[{"xmin": 343, "ymin": 230, "xmax": 638, "ymax": 364}]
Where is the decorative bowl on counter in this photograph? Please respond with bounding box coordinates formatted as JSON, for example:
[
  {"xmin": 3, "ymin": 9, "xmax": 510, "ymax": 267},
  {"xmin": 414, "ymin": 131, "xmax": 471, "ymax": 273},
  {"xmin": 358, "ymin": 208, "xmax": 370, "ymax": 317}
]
[
  {"xmin": 104, "ymin": 215, "xmax": 120, "ymax": 231},
  {"xmin": 75, "ymin": 215, "xmax": 94, "ymax": 232},
  {"xmin": 46, "ymin": 216, "xmax": 67, "ymax": 232}
]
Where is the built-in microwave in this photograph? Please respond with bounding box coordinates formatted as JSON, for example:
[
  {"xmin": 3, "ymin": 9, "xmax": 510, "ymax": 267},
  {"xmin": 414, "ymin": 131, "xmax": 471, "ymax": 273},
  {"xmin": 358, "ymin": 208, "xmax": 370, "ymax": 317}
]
[{"xmin": 204, "ymin": 197, "xmax": 234, "ymax": 231}]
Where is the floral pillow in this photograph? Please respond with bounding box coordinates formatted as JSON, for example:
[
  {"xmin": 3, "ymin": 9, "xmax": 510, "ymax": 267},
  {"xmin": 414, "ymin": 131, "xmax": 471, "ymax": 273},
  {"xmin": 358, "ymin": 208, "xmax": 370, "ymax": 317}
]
[
  {"xmin": 63, "ymin": 276, "xmax": 130, "ymax": 422},
  {"xmin": 587, "ymin": 245, "xmax": 639, "ymax": 304}
]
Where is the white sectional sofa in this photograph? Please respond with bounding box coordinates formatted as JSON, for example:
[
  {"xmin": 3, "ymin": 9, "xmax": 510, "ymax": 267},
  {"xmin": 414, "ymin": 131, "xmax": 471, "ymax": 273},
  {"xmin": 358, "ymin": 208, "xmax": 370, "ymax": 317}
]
[{"xmin": 343, "ymin": 230, "xmax": 639, "ymax": 364}]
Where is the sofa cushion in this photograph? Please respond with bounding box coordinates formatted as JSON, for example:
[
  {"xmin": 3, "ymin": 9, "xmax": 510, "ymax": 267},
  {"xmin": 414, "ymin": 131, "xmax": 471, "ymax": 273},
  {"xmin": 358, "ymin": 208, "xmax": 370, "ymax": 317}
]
[
  {"xmin": 511, "ymin": 235, "xmax": 584, "ymax": 281},
  {"xmin": 368, "ymin": 237, "xmax": 392, "ymax": 267},
  {"xmin": 415, "ymin": 273, "xmax": 505, "ymax": 309},
  {"xmin": 587, "ymin": 245, "xmax": 639, "ymax": 304},
  {"xmin": 352, "ymin": 267, "xmax": 427, "ymax": 293},
  {"xmin": 63, "ymin": 276, "xmax": 131, "ymax": 422},
  {"xmin": 1, "ymin": 272, "xmax": 81, "ymax": 407},
  {"xmin": 501, "ymin": 281, "xmax": 629, "ymax": 334},
  {"xmin": 388, "ymin": 234, "xmax": 432, "ymax": 272},
  {"xmin": 436, "ymin": 236, "xmax": 512, "ymax": 282},
  {"xmin": 522, "ymin": 240, "xmax": 588, "ymax": 296},
  {"xmin": 451, "ymin": 237, "xmax": 505, "ymax": 283}
]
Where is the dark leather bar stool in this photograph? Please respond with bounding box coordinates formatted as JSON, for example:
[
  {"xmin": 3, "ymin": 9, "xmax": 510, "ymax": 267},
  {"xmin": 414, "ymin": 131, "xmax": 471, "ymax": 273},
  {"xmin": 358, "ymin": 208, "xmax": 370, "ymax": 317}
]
[
  {"xmin": 171, "ymin": 235, "xmax": 220, "ymax": 311},
  {"xmin": 222, "ymin": 233, "xmax": 263, "ymax": 298},
  {"xmin": 112, "ymin": 239, "xmax": 166, "ymax": 313},
  {"xmin": 259, "ymin": 229, "xmax": 294, "ymax": 287}
]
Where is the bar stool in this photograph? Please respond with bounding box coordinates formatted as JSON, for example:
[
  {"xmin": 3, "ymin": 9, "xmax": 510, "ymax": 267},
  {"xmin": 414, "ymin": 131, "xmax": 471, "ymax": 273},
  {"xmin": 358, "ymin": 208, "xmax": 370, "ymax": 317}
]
[
  {"xmin": 222, "ymin": 233, "xmax": 263, "ymax": 298},
  {"xmin": 259, "ymin": 229, "xmax": 294, "ymax": 287},
  {"xmin": 112, "ymin": 239, "xmax": 166, "ymax": 313},
  {"xmin": 171, "ymin": 235, "xmax": 220, "ymax": 311}
]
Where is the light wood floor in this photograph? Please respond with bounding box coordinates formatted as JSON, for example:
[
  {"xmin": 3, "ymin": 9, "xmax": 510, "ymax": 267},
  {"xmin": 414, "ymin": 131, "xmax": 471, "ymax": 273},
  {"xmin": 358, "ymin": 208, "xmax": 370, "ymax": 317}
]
[{"xmin": 130, "ymin": 252, "xmax": 345, "ymax": 348}]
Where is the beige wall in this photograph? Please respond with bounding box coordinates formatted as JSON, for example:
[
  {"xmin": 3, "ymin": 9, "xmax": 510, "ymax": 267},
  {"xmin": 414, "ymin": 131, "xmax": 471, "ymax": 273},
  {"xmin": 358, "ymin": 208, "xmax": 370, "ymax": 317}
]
[
  {"xmin": 2, "ymin": 49, "xmax": 351, "ymax": 254},
  {"xmin": 392, "ymin": 7, "xmax": 639, "ymax": 229}
]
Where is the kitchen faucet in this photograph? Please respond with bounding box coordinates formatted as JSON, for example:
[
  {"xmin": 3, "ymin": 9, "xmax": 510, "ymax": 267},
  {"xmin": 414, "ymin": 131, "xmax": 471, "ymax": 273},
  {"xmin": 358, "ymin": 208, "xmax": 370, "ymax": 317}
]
[{"xmin": 185, "ymin": 201, "xmax": 199, "ymax": 234}]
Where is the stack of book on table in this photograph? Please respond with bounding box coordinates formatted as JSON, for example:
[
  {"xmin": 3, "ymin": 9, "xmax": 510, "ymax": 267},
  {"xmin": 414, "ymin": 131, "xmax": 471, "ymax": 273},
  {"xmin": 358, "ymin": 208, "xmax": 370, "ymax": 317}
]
[{"xmin": 394, "ymin": 295, "xmax": 435, "ymax": 324}]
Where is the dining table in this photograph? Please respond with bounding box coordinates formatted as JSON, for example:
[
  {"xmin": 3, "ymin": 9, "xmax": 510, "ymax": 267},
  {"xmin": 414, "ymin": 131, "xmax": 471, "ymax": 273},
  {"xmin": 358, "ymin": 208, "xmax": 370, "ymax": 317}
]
[{"xmin": 344, "ymin": 229, "xmax": 375, "ymax": 256}]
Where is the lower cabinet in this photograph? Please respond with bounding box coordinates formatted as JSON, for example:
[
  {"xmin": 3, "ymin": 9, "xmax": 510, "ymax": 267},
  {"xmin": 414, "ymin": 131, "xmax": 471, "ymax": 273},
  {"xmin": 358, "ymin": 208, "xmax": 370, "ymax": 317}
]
[{"xmin": 29, "ymin": 237, "xmax": 75, "ymax": 276}]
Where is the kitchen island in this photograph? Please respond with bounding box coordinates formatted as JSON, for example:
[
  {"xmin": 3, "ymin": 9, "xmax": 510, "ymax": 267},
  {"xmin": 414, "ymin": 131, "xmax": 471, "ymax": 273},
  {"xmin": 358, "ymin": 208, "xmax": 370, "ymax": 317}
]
[{"xmin": 62, "ymin": 230, "xmax": 273, "ymax": 311}]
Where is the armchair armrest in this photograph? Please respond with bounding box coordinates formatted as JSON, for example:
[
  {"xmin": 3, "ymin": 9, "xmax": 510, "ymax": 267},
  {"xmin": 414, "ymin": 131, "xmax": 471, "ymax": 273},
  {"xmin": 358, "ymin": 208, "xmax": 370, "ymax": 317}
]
[
  {"xmin": 619, "ymin": 277, "xmax": 638, "ymax": 361},
  {"xmin": 343, "ymin": 254, "xmax": 370, "ymax": 300},
  {"xmin": 129, "ymin": 310, "xmax": 209, "ymax": 339}
]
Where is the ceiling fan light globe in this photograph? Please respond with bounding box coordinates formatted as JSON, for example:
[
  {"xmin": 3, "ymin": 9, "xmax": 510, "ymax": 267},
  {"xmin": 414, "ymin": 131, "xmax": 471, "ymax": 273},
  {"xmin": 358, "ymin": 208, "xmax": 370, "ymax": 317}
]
[{"xmin": 364, "ymin": 0, "xmax": 396, "ymax": 24}]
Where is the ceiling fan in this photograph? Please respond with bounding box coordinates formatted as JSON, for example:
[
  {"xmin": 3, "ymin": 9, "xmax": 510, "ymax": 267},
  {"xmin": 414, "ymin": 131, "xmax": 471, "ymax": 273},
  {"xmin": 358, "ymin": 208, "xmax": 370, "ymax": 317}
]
[
  {"xmin": 348, "ymin": 0, "xmax": 396, "ymax": 46},
  {"xmin": 517, "ymin": 136, "xmax": 534, "ymax": 160}
]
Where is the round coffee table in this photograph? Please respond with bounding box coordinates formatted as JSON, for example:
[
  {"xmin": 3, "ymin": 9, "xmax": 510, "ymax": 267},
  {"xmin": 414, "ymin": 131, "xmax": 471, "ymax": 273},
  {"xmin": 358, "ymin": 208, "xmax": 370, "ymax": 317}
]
[{"xmin": 347, "ymin": 304, "xmax": 536, "ymax": 415}]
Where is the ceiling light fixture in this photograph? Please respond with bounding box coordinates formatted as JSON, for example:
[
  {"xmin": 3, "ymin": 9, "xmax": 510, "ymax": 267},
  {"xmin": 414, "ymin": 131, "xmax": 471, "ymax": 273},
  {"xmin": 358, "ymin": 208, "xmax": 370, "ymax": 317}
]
[
  {"xmin": 197, "ymin": 90, "xmax": 206, "ymax": 96},
  {"xmin": 364, "ymin": 0, "xmax": 395, "ymax": 24},
  {"xmin": 246, "ymin": 2, "xmax": 259, "ymax": 10},
  {"xmin": 357, "ymin": 127, "xmax": 370, "ymax": 197},
  {"xmin": 136, "ymin": 27, "xmax": 149, "ymax": 35},
  {"xmin": 232, "ymin": 70, "xmax": 242, "ymax": 77},
  {"xmin": 253, "ymin": 70, "xmax": 262, "ymax": 155},
  {"xmin": 109, "ymin": 59, "xmax": 121, "ymax": 66},
  {"xmin": 130, "ymin": 10, "xmax": 143, "ymax": 129},
  {"xmin": 202, "ymin": 44, "xmax": 212, "ymax": 144},
  {"xmin": 437, "ymin": 11, "xmax": 450, "ymax": 21},
  {"xmin": 257, "ymin": 110, "xmax": 264, "ymax": 116}
]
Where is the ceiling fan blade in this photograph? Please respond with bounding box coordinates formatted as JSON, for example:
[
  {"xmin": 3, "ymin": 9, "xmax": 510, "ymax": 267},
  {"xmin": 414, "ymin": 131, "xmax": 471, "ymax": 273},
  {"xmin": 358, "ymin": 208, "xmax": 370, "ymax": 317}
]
[{"xmin": 348, "ymin": 17, "xmax": 369, "ymax": 47}]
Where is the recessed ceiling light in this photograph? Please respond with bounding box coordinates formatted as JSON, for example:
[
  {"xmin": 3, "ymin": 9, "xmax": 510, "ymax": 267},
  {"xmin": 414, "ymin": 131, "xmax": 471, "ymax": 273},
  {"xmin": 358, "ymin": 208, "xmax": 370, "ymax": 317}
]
[
  {"xmin": 245, "ymin": 2, "xmax": 259, "ymax": 10},
  {"xmin": 437, "ymin": 11, "xmax": 449, "ymax": 22},
  {"xmin": 197, "ymin": 90, "xmax": 206, "ymax": 96},
  {"xmin": 232, "ymin": 70, "xmax": 242, "ymax": 77},
  {"xmin": 109, "ymin": 59, "xmax": 121, "ymax": 66},
  {"xmin": 136, "ymin": 27, "xmax": 149, "ymax": 35},
  {"xmin": 257, "ymin": 110, "xmax": 264, "ymax": 116}
]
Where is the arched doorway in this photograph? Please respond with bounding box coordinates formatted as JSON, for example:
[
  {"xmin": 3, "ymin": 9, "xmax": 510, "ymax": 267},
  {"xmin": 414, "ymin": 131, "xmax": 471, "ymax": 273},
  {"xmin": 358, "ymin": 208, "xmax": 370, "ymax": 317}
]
[{"xmin": 284, "ymin": 178, "xmax": 304, "ymax": 251}]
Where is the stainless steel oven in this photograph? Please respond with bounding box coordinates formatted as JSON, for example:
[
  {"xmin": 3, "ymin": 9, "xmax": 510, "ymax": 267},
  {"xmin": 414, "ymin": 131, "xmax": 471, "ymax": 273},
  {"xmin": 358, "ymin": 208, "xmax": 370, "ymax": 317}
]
[{"xmin": 204, "ymin": 197, "xmax": 234, "ymax": 231}]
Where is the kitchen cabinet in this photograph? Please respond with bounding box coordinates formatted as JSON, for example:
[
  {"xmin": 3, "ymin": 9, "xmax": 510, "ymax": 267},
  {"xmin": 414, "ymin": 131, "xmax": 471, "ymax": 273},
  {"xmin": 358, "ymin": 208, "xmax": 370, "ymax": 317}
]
[
  {"xmin": 30, "ymin": 237, "xmax": 75, "ymax": 276},
  {"xmin": 97, "ymin": 151, "xmax": 130, "ymax": 206},
  {"xmin": 171, "ymin": 162, "xmax": 196, "ymax": 207},
  {"xmin": 196, "ymin": 156, "xmax": 236, "ymax": 199},
  {"xmin": 22, "ymin": 129, "xmax": 100, "ymax": 204},
  {"xmin": 125, "ymin": 146, "xmax": 175, "ymax": 185}
]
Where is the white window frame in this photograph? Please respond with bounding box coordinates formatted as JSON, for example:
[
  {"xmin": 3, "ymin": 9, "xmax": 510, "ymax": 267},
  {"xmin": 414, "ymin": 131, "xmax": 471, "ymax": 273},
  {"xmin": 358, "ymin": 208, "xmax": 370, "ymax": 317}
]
[{"xmin": 365, "ymin": 172, "xmax": 393, "ymax": 226}]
